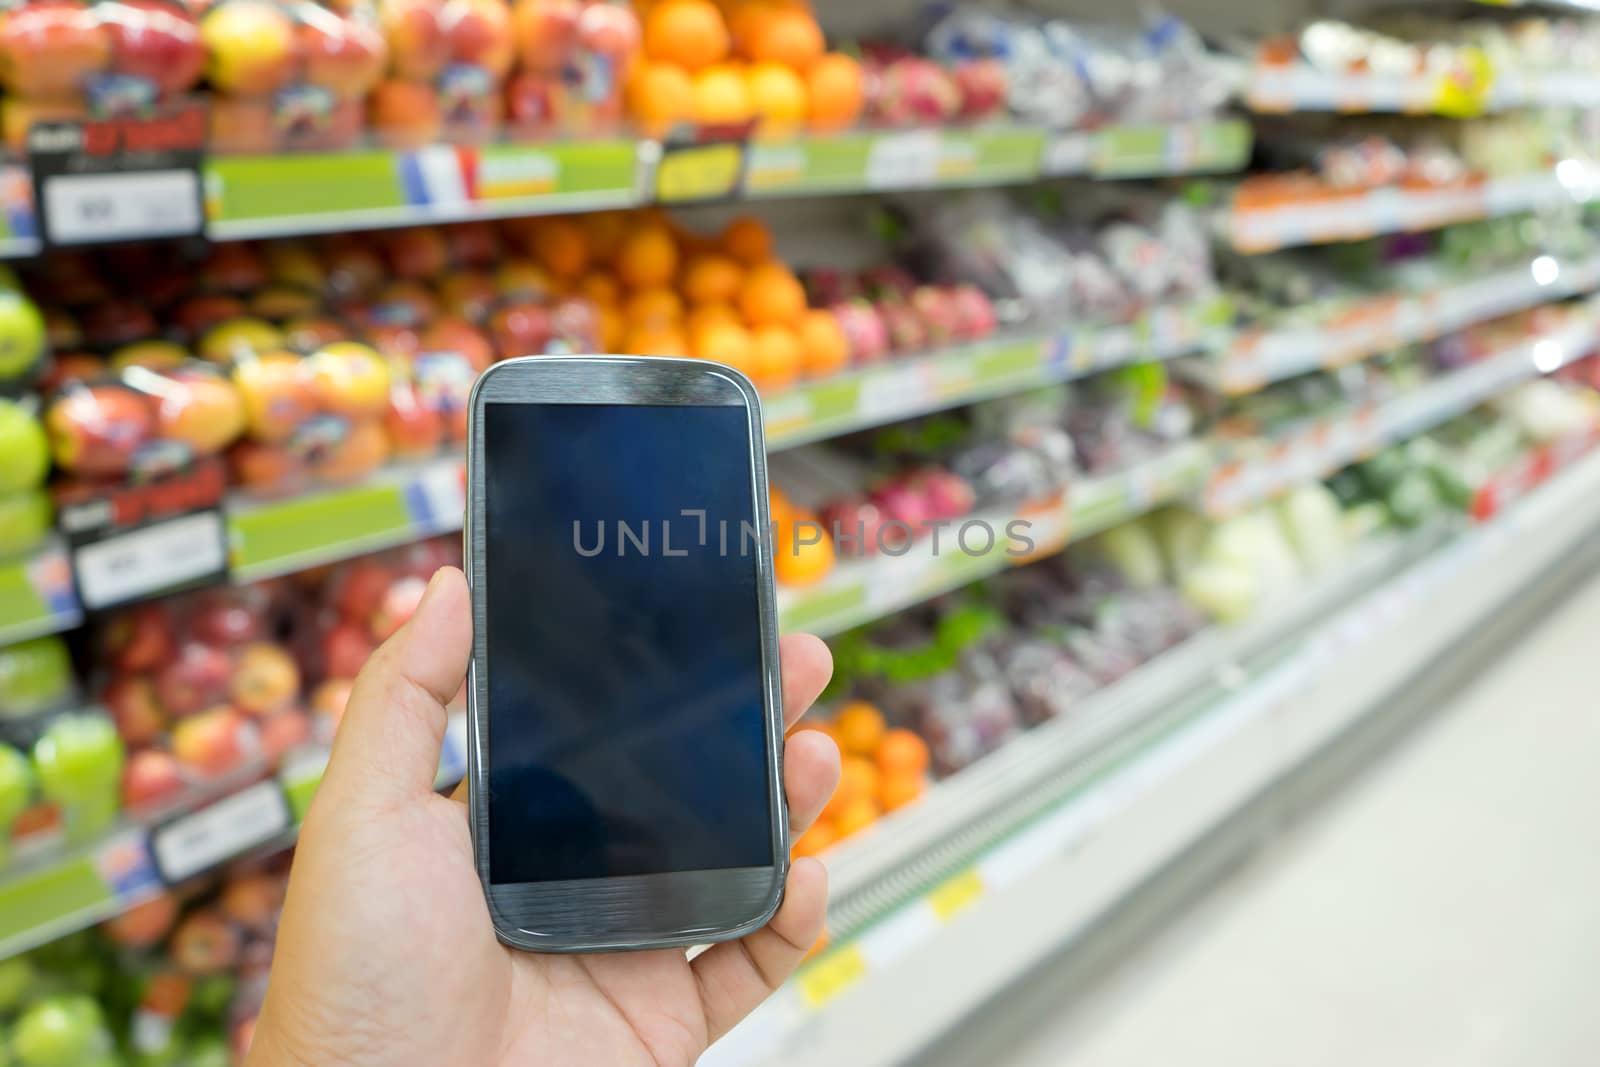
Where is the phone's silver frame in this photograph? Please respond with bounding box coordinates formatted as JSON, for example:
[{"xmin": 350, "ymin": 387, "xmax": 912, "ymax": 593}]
[{"xmin": 463, "ymin": 355, "xmax": 788, "ymax": 953}]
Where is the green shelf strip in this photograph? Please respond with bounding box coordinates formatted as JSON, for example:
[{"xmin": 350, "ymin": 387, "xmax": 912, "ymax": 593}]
[
  {"xmin": 229, "ymin": 483, "xmax": 416, "ymax": 582},
  {"xmin": 206, "ymin": 150, "xmax": 409, "ymax": 225},
  {"xmin": 0, "ymin": 563, "xmax": 53, "ymax": 645},
  {"xmin": 0, "ymin": 857, "xmax": 113, "ymax": 949}
]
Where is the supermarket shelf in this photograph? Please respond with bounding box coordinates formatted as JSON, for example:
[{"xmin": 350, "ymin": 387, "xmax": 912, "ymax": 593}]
[
  {"xmin": 0, "ymin": 120, "xmax": 1251, "ymax": 254},
  {"xmin": 1247, "ymin": 64, "xmax": 1600, "ymax": 115},
  {"xmin": 710, "ymin": 438, "xmax": 1600, "ymax": 1067},
  {"xmin": 1188, "ymin": 253, "xmax": 1600, "ymax": 394},
  {"xmin": 227, "ymin": 457, "xmax": 466, "ymax": 585},
  {"xmin": 1226, "ymin": 162, "xmax": 1600, "ymax": 254},
  {"xmin": 765, "ymin": 297, "xmax": 1230, "ymax": 448},
  {"xmin": 775, "ymin": 442, "xmax": 1214, "ymax": 639},
  {"xmin": 1202, "ymin": 309, "xmax": 1598, "ymax": 515},
  {"xmin": 0, "ymin": 713, "xmax": 468, "ymax": 960},
  {"xmin": 0, "ymin": 539, "xmax": 81, "ymax": 647}
]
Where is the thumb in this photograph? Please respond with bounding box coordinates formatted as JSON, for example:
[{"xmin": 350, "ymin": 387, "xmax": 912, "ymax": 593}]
[{"xmin": 319, "ymin": 566, "xmax": 472, "ymax": 805}]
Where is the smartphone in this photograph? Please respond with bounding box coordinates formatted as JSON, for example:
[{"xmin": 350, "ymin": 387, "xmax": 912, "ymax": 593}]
[{"xmin": 463, "ymin": 355, "xmax": 788, "ymax": 953}]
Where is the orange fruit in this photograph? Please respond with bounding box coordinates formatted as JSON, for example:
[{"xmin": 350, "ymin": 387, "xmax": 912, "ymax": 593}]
[
  {"xmin": 769, "ymin": 484, "xmax": 795, "ymax": 525},
  {"xmin": 833, "ymin": 797, "xmax": 880, "ymax": 838},
  {"xmin": 530, "ymin": 217, "xmax": 589, "ymax": 279},
  {"xmin": 578, "ymin": 271, "xmax": 621, "ymax": 307},
  {"xmin": 596, "ymin": 304, "xmax": 626, "ymax": 351},
  {"xmin": 876, "ymin": 728, "xmax": 930, "ymax": 779},
  {"xmin": 691, "ymin": 63, "xmax": 754, "ymax": 124},
  {"xmin": 643, "ymin": 0, "xmax": 730, "ymax": 71},
  {"xmin": 624, "ymin": 286, "xmax": 685, "ymax": 326},
  {"xmin": 791, "ymin": 819, "xmax": 836, "ymax": 858},
  {"xmin": 622, "ymin": 323, "xmax": 689, "ymax": 358},
  {"xmin": 680, "ymin": 253, "xmax": 743, "ymax": 305},
  {"xmin": 833, "ymin": 700, "xmax": 886, "ymax": 757},
  {"xmin": 745, "ymin": 61, "xmax": 807, "ymax": 130},
  {"xmin": 798, "ymin": 308, "xmax": 849, "ymax": 377},
  {"xmin": 747, "ymin": 7, "xmax": 822, "ymax": 68},
  {"xmin": 686, "ymin": 301, "xmax": 741, "ymax": 336},
  {"xmin": 774, "ymin": 521, "xmax": 833, "ymax": 585},
  {"xmin": 616, "ymin": 224, "xmax": 680, "ymax": 289},
  {"xmin": 806, "ymin": 52, "xmax": 863, "ymax": 131},
  {"xmin": 625, "ymin": 60, "xmax": 695, "ymax": 135},
  {"xmin": 690, "ymin": 318, "xmax": 752, "ymax": 369},
  {"xmin": 879, "ymin": 773, "xmax": 924, "ymax": 812},
  {"xmin": 750, "ymin": 323, "xmax": 801, "ymax": 389},
  {"xmin": 580, "ymin": 211, "xmax": 630, "ymax": 265},
  {"xmin": 739, "ymin": 262, "xmax": 806, "ymax": 327},
  {"xmin": 839, "ymin": 755, "xmax": 880, "ymax": 803},
  {"xmin": 719, "ymin": 215, "xmax": 773, "ymax": 265}
]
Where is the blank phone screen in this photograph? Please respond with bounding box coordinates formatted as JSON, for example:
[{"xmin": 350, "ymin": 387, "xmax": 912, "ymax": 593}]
[{"xmin": 483, "ymin": 402, "xmax": 773, "ymax": 885}]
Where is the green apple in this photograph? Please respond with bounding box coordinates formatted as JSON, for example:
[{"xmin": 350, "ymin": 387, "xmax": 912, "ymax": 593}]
[
  {"xmin": 0, "ymin": 292, "xmax": 44, "ymax": 388},
  {"xmin": 0, "ymin": 491, "xmax": 52, "ymax": 559},
  {"xmin": 32, "ymin": 715, "xmax": 123, "ymax": 841},
  {"xmin": 0, "ymin": 742, "xmax": 32, "ymax": 866},
  {"xmin": 0, "ymin": 953, "xmax": 35, "ymax": 1012},
  {"xmin": 0, "ymin": 400, "xmax": 48, "ymax": 493},
  {"xmin": 0, "ymin": 638, "xmax": 73, "ymax": 721},
  {"xmin": 180, "ymin": 1038, "xmax": 231, "ymax": 1067},
  {"xmin": 0, "ymin": 290, "xmax": 44, "ymax": 385},
  {"xmin": 11, "ymin": 996, "xmax": 110, "ymax": 1067}
]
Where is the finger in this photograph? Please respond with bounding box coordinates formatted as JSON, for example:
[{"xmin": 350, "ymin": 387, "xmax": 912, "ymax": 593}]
[
  {"xmin": 692, "ymin": 858, "xmax": 828, "ymax": 1044},
  {"xmin": 783, "ymin": 729, "xmax": 839, "ymax": 838},
  {"xmin": 780, "ymin": 634, "xmax": 832, "ymax": 731},
  {"xmin": 320, "ymin": 567, "xmax": 472, "ymax": 805}
]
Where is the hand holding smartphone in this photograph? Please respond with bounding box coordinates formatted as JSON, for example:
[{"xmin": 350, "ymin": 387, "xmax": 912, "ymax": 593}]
[{"xmin": 464, "ymin": 355, "xmax": 789, "ymax": 952}]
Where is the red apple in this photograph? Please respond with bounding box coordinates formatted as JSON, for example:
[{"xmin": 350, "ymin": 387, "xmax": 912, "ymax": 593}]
[
  {"xmin": 155, "ymin": 642, "xmax": 234, "ymax": 717},
  {"xmin": 190, "ymin": 595, "xmax": 267, "ymax": 648},
  {"xmin": 333, "ymin": 558, "xmax": 397, "ymax": 621},
  {"xmin": 220, "ymin": 871, "xmax": 285, "ymax": 930},
  {"xmin": 103, "ymin": 603, "xmax": 174, "ymax": 672},
  {"xmin": 947, "ymin": 283, "xmax": 996, "ymax": 339},
  {"xmin": 444, "ymin": 0, "xmax": 513, "ymax": 76},
  {"xmin": 872, "ymin": 479, "xmax": 934, "ymax": 531},
  {"xmin": 873, "ymin": 57, "xmax": 960, "ymax": 126},
  {"xmin": 258, "ymin": 708, "xmax": 311, "ymax": 761},
  {"xmin": 300, "ymin": 11, "xmax": 387, "ymax": 99},
  {"xmin": 322, "ymin": 621, "xmax": 377, "ymax": 679},
  {"xmin": 169, "ymin": 909, "xmax": 242, "ymax": 975},
  {"xmin": 102, "ymin": 892, "xmax": 179, "ymax": 949},
  {"xmin": 171, "ymin": 706, "xmax": 252, "ymax": 778},
  {"xmin": 381, "ymin": 0, "xmax": 448, "ymax": 80},
  {"xmin": 385, "ymin": 380, "xmax": 445, "ymax": 457},
  {"xmin": 370, "ymin": 575, "xmax": 427, "ymax": 639},
  {"xmin": 510, "ymin": 0, "xmax": 578, "ymax": 72},
  {"xmin": 46, "ymin": 384, "xmax": 155, "ymax": 476},
  {"xmin": 488, "ymin": 301, "xmax": 553, "ymax": 359},
  {"xmin": 310, "ymin": 678, "xmax": 353, "ymax": 727},
  {"xmin": 231, "ymin": 642, "xmax": 300, "ymax": 717},
  {"xmin": 384, "ymin": 227, "xmax": 451, "ymax": 281},
  {"xmin": 119, "ymin": 749, "xmax": 186, "ymax": 811},
  {"xmin": 0, "ymin": 0, "xmax": 112, "ymax": 98},
  {"xmin": 104, "ymin": 676, "xmax": 169, "ymax": 748},
  {"xmin": 82, "ymin": 299, "xmax": 158, "ymax": 348},
  {"xmin": 105, "ymin": 0, "xmax": 205, "ymax": 96},
  {"xmin": 576, "ymin": 0, "xmax": 638, "ymax": 57},
  {"xmin": 231, "ymin": 440, "xmax": 308, "ymax": 494},
  {"xmin": 421, "ymin": 316, "xmax": 494, "ymax": 371},
  {"xmin": 953, "ymin": 58, "xmax": 1007, "ymax": 120}
]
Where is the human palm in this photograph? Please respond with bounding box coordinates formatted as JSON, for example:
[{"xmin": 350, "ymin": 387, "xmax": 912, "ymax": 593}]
[{"xmin": 247, "ymin": 568, "xmax": 838, "ymax": 1067}]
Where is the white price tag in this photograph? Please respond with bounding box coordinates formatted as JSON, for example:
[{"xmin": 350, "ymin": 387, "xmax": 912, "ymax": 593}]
[
  {"xmin": 866, "ymin": 131, "xmax": 942, "ymax": 189},
  {"xmin": 1041, "ymin": 132, "xmax": 1093, "ymax": 176},
  {"xmin": 411, "ymin": 460, "xmax": 466, "ymax": 531},
  {"xmin": 74, "ymin": 510, "xmax": 226, "ymax": 610},
  {"xmin": 42, "ymin": 169, "xmax": 201, "ymax": 244},
  {"xmin": 857, "ymin": 362, "xmax": 927, "ymax": 420},
  {"xmin": 151, "ymin": 779, "xmax": 291, "ymax": 884}
]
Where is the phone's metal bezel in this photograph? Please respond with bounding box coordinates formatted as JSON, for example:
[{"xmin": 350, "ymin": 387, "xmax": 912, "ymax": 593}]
[{"xmin": 463, "ymin": 355, "xmax": 789, "ymax": 953}]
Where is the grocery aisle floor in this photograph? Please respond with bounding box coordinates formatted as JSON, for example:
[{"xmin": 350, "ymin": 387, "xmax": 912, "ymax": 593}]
[{"xmin": 933, "ymin": 569, "xmax": 1600, "ymax": 1067}]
